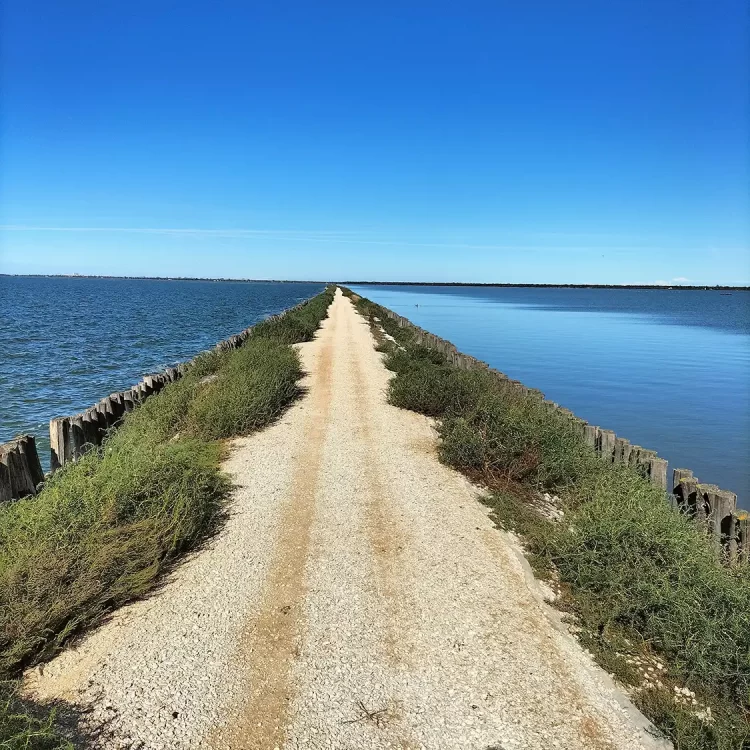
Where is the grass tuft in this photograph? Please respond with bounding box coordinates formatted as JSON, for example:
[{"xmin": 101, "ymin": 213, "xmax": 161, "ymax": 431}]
[{"xmin": 187, "ymin": 339, "xmax": 302, "ymax": 440}]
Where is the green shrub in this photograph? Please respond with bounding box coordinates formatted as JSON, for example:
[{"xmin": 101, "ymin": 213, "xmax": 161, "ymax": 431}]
[
  {"xmin": 387, "ymin": 358, "xmax": 490, "ymax": 418},
  {"xmin": 187, "ymin": 339, "xmax": 302, "ymax": 440},
  {"xmin": 252, "ymin": 287, "xmax": 335, "ymax": 345},
  {"xmin": 442, "ymin": 394, "xmax": 596, "ymax": 487},
  {"xmin": 388, "ymin": 351, "xmax": 593, "ymax": 488},
  {"xmin": 0, "ymin": 438, "xmax": 227, "ymax": 675},
  {"xmin": 552, "ymin": 467, "xmax": 750, "ymax": 709},
  {"xmin": 437, "ymin": 416, "xmax": 487, "ymax": 470}
]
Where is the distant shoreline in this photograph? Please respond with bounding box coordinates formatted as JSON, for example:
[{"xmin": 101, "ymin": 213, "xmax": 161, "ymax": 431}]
[
  {"xmin": 343, "ymin": 281, "xmax": 750, "ymax": 291},
  {"xmin": 1, "ymin": 273, "xmax": 748, "ymax": 290}
]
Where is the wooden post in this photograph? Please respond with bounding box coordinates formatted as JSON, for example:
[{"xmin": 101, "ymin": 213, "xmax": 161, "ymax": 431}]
[
  {"xmin": 670, "ymin": 469, "xmax": 692, "ymax": 509},
  {"xmin": 705, "ymin": 487, "xmax": 737, "ymax": 550},
  {"xmin": 621, "ymin": 440, "xmax": 633, "ymax": 465},
  {"xmin": 631, "ymin": 447, "xmax": 655, "ymax": 479},
  {"xmin": 50, "ymin": 417, "xmax": 68, "ymax": 471},
  {"xmin": 612, "ymin": 436, "xmax": 624, "ymax": 462},
  {"xmin": 672, "ymin": 468, "xmax": 693, "ymax": 491},
  {"xmin": 69, "ymin": 414, "xmax": 87, "ymax": 460},
  {"xmin": 736, "ymin": 512, "xmax": 750, "ymax": 564},
  {"xmin": 19, "ymin": 436, "xmax": 44, "ymax": 489},
  {"xmin": 647, "ymin": 457, "xmax": 668, "ymax": 490},
  {"xmin": 0, "ymin": 436, "xmax": 44, "ymax": 501},
  {"xmin": 599, "ymin": 430, "xmax": 616, "ymax": 461},
  {"xmin": 122, "ymin": 389, "xmax": 136, "ymax": 412},
  {"xmin": 82, "ymin": 408, "xmax": 99, "ymax": 448},
  {"xmin": 694, "ymin": 483, "xmax": 712, "ymax": 526},
  {"xmin": 109, "ymin": 393, "xmax": 125, "ymax": 422},
  {"xmin": 0, "ymin": 458, "xmax": 10, "ymax": 503},
  {"xmin": 583, "ymin": 425, "xmax": 599, "ymax": 449},
  {"xmin": 727, "ymin": 511, "xmax": 746, "ymax": 566},
  {"xmin": 93, "ymin": 400, "xmax": 110, "ymax": 436},
  {"xmin": 3, "ymin": 443, "xmax": 33, "ymax": 498}
]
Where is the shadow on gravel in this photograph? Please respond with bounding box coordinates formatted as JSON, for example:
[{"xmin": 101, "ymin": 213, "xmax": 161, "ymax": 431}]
[
  {"xmin": 0, "ymin": 502, "xmax": 234, "ymax": 750},
  {"xmin": 1, "ymin": 681, "xmax": 107, "ymax": 749}
]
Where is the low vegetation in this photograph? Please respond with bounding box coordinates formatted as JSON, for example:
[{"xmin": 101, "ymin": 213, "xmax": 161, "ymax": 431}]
[
  {"xmin": 0, "ymin": 287, "xmax": 334, "ymax": 748},
  {"xmin": 347, "ymin": 289, "xmax": 750, "ymax": 750}
]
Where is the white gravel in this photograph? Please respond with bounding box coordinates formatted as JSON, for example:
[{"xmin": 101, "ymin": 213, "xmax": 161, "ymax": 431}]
[{"xmin": 26, "ymin": 289, "xmax": 670, "ymax": 749}]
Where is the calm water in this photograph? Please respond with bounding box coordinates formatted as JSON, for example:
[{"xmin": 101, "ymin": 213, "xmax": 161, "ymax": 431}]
[
  {"xmin": 0, "ymin": 277, "xmax": 324, "ymax": 469},
  {"xmin": 350, "ymin": 284, "xmax": 750, "ymax": 508}
]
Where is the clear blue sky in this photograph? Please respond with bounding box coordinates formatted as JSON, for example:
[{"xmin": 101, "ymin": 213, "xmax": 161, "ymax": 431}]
[{"xmin": 1, "ymin": 0, "xmax": 748, "ymax": 284}]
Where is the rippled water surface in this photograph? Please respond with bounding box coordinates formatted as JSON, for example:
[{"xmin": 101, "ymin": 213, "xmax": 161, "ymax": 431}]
[
  {"xmin": 1, "ymin": 277, "xmax": 324, "ymax": 469},
  {"xmin": 350, "ymin": 284, "xmax": 750, "ymax": 508}
]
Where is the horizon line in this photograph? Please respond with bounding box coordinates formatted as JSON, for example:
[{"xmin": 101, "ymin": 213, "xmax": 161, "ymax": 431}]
[{"xmin": 2, "ymin": 273, "xmax": 748, "ymax": 290}]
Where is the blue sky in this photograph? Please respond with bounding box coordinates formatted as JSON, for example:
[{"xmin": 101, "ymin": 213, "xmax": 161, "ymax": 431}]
[{"xmin": 1, "ymin": 0, "xmax": 748, "ymax": 284}]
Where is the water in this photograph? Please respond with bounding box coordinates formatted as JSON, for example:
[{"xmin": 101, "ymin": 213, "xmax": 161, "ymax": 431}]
[
  {"xmin": 0, "ymin": 276, "xmax": 324, "ymax": 469},
  {"xmin": 350, "ymin": 284, "xmax": 750, "ymax": 508},
  {"xmin": 3, "ymin": 279, "xmax": 749, "ymax": 505}
]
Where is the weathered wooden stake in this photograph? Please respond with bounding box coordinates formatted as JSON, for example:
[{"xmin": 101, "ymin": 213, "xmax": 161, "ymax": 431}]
[
  {"xmin": 0, "ymin": 436, "xmax": 44, "ymax": 501},
  {"xmin": 598, "ymin": 430, "xmax": 616, "ymax": 461}
]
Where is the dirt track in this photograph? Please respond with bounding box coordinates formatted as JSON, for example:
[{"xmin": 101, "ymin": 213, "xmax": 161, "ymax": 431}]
[{"xmin": 27, "ymin": 289, "xmax": 668, "ymax": 749}]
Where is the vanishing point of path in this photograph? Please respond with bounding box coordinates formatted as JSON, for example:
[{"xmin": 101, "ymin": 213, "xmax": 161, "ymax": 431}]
[{"xmin": 27, "ymin": 290, "xmax": 668, "ymax": 750}]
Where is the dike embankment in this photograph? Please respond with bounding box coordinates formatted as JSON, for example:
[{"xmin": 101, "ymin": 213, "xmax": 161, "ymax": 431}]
[
  {"xmin": 20, "ymin": 289, "xmax": 666, "ymax": 750},
  {"xmin": 4, "ymin": 287, "xmax": 747, "ymax": 749}
]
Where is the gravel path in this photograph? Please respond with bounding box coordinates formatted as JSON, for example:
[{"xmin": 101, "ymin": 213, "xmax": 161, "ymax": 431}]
[{"xmin": 26, "ymin": 289, "xmax": 669, "ymax": 749}]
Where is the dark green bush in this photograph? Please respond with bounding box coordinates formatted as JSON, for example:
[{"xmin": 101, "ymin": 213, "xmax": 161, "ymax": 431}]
[
  {"xmin": 187, "ymin": 339, "xmax": 302, "ymax": 440},
  {"xmin": 0, "ymin": 437, "xmax": 227, "ymax": 674},
  {"xmin": 552, "ymin": 466, "xmax": 750, "ymax": 708},
  {"xmin": 387, "ymin": 359, "xmax": 489, "ymax": 418},
  {"xmin": 442, "ymin": 394, "xmax": 596, "ymax": 487},
  {"xmin": 388, "ymin": 352, "xmax": 593, "ymax": 488},
  {"xmin": 252, "ymin": 287, "xmax": 335, "ymax": 345}
]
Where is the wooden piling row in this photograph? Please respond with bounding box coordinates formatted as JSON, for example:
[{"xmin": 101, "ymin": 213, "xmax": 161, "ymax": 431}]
[
  {"xmin": 373, "ymin": 297, "xmax": 745, "ymax": 566},
  {"xmin": 47, "ymin": 293, "xmax": 320, "ymax": 472},
  {"xmin": 49, "ymin": 371, "xmax": 177, "ymax": 470},
  {"xmin": 671, "ymin": 469, "xmax": 748, "ymax": 563},
  {"xmin": 0, "ymin": 436, "xmax": 44, "ymax": 502}
]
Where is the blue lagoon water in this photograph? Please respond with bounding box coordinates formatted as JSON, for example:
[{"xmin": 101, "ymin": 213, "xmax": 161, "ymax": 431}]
[
  {"xmin": 350, "ymin": 284, "xmax": 750, "ymax": 508},
  {"xmin": 0, "ymin": 277, "xmax": 324, "ymax": 469},
  {"xmin": 2, "ymin": 277, "xmax": 748, "ymax": 505}
]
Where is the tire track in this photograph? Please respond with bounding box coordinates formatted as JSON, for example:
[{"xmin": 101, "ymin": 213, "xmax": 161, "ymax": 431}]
[
  {"xmin": 347, "ymin": 310, "xmax": 409, "ymax": 666},
  {"xmin": 211, "ymin": 305, "xmax": 338, "ymax": 750}
]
